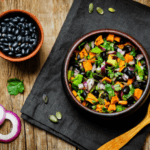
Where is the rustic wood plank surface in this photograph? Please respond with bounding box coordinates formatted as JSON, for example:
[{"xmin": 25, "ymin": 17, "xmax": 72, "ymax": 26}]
[{"xmin": 0, "ymin": 0, "xmax": 149, "ymax": 150}]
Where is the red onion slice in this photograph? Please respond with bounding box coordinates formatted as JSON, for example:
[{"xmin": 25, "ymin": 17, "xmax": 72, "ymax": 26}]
[
  {"xmin": 136, "ymin": 54, "xmax": 144, "ymax": 61},
  {"xmin": 121, "ymin": 91, "xmax": 124, "ymax": 100},
  {"xmin": 101, "ymin": 61, "xmax": 106, "ymax": 75},
  {"xmin": 107, "ymin": 51, "xmax": 116, "ymax": 54},
  {"xmin": 0, "ymin": 105, "xmax": 6, "ymax": 125},
  {"xmin": 128, "ymin": 60, "xmax": 135, "ymax": 65},
  {"xmin": 74, "ymin": 69, "xmax": 80, "ymax": 77},
  {"xmin": 128, "ymin": 67, "xmax": 135, "ymax": 71},
  {"xmin": 117, "ymin": 48, "xmax": 125, "ymax": 55},
  {"xmin": 122, "ymin": 74, "xmax": 129, "ymax": 81},
  {"xmin": 97, "ymin": 83, "xmax": 105, "ymax": 90},
  {"xmin": 98, "ymin": 45, "xmax": 106, "ymax": 51},
  {"xmin": 91, "ymin": 41, "xmax": 95, "ymax": 49},
  {"xmin": 84, "ymin": 43, "xmax": 91, "ymax": 52},
  {"xmin": 83, "ymin": 81, "xmax": 87, "ymax": 89},
  {"xmin": 78, "ymin": 83, "xmax": 84, "ymax": 89},
  {"xmin": 87, "ymin": 78, "xmax": 94, "ymax": 91},
  {"xmin": 79, "ymin": 58, "xmax": 87, "ymax": 63},
  {"xmin": 92, "ymin": 64, "xmax": 96, "ymax": 73},
  {"xmin": 0, "ymin": 110, "xmax": 21, "ymax": 143}
]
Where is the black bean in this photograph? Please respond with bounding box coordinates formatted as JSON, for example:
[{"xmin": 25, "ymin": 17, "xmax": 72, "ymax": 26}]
[
  {"xmin": 9, "ymin": 22, "xmax": 15, "ymax": 27},
  {"xmin": 123, "ymin": 45, "xmax": 132, "ymax": 53},
  {"xmin": 25, "ymin": 36, "xmax": 29, "ymax": 42},
  {"xmin": 15, "ymin": 46, "xmax": 20, "ymax": 53},
  {"xmin": 1, "ymin": 22, "xmax": 5, "ymax": 25},
  {"xmin": 17, "ymin": 35, "xmax": 22, "ymax": 42},
  {"xmin": 31, "ymin": 33, "xmax": 35, "ymax": 38},
  {"xmin": 16, "ymin": 16, "xmax": 21, "ymax": 20},
  {"xmin": 20, "ymin": 43, "xmax": 25, "ymax": 48},
  {"xmin": 24, "ymin": 44, "xmax": 28, "ymax": 49},
  {"xmin": 3, "ymin": 48, "xmax": 9, "ymax": 53},
  {"xmin": 25, "ymin": 23, "xmax": 29, "ymax": 29},
  {"xmin": 3, "ymin": 43, "xmax": 9, "ymax": 46},
  {"xmin": 25, "ymin": 48, "xmax": 30, "ymax": 55},
  {"xmin": 16, "ymin": 25, "xmax": 20, "ymax": 29},
  {"xmin": 0, "ymin": 45, "xmax": 4, "ymax": 50},
  {"xmin": 2, "ymin": 34, "xmax": 6, "ymax": 37},
  {"xmin": 101, "ymin": 52, "xmax": 106, "ymax": 60},
  {"xmin": 14, "ymin": 29, "xmax": 20, "ymax": 35},
  {"xmin": 127, "ymin": 103, "xmax": 132, "ymax": 107},
  {"xmin": 0, "ymin": 33, "xmax": 2, "ymax": 37},
  {"xmin": 28, "ymin": 44, "xmax": 33, "ymax": 51},
  {"xmin": 4, "ymin": 38, "xmax": 8, "ymax": 42},
  {"xmin": 12, "ymin": 28, "xmax": 15, "ymax": 33},
  {"xmin": 24, "ymin": 30, "xmax": 29, "ymax": 36},
  {"xmin": 4, "ymin": 18, "xmax": 10, "ymax": 22},
  {"xmin": 117, "ymin": 76, "xmax": 123, "ymax": 81},
  {"xmin": 0, "ymin": 38, "xmax": 5, "ymax": 42},
  {"xmin": 92, "ymin": 90, "xmax": 99, "ymax": 98},
  {"xmin": 29, "ymin": 28, "xmax": 33, "ymax": 32},
  {"xmin": 12, "ymin": 36, "xmax": 17, "ymax": 41},
  {"xmin": 18, "ymin": 23, "xmax": 23, "ymax": 27},
  {"xmin": 127, "ymin": 70, "xmax": 135, "ymax": 78},
  {"xmin": 123, "ymin": 67, "xmax": 128, "ymax": 74},
  {"xmin": 123, "ymin": 86, "xmax": 130, "ymax": 94},
  {"xmin": 28, "ymin": 23, "xmax": 33, "ymax": 27},
  {"xmin": 133, "ymin": 81, "xmax": 139, "ymax": 88},
  {"xmin": 7, "ymin": 34, "xmax": 13, "ymax": 37},
  {"xmin": 12, "ymin": 42, "xmax": 18, "ymax": 48},
  {"xmin": 127, "ymin": 97, "xmax": 135, "ymax": 104},
  {"xmin": 22, "ymin": 37, "xmax": 25, "ymax": 42},
  {"xmin": 73, "ymin": 63, "xmax": 80, "ymax": 70},
  {"xmin": 15, "ymin": 53, "xmax": 22, "ymax": 57},
  {"xmin": 8, "ymin": 42, "xmax": 12, "ymax": 46},
  {"xmin": 80, "ymin": 71, "xmax": 86, "ymax": 76},
  {"xmin": 20, "ymin": 17, "xmax": 25, "ymax": 22},
  {"xmin": 21, "ymin": 49, "xmax": 25, "ymax": 55},
  {"xmin": 114, "ymin": 45, "xmax": 118, "ymax": 51},
  {"xmin": 2, "ymin": 26, "xmax": 7, "ymax": 33},
  {"xmin": 32, "ymin": 26, "xmax": 36, "ymax": 30},
  {"xmin": 12, "ymin": 18, "xmax": 18, "ymax": 23},
  {"xmin": 106, "ymin": 95, "xmax": 110, "ymax": 101},
  {"xmin": 81, "ymin": 91, "xmax": 87, "ymax": 99},
  {"xmin": 10, "ymin": 47, "xmax": 14, "ymax": 52},
  {"xmin": 7, "ymin": 27, "xmax": 11, "ymax": 33},
  {"xmin": 8, "ymin": 52, "xmax": 14, "ymax": 56}
]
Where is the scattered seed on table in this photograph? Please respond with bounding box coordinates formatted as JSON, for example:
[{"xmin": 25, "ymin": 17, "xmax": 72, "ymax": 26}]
[
  {"xmin": 96, "ymin": 7, "xmax": 104, "ymax": 15},
  {"xmin": 89, "ymin": 3, "xmax": 94, "ymax": 13},
  {"xmin": 108, "ymin": 8, "xmax": 115, "ymax": 13},
  {"xmin": 49, "ymin": 115, "xmax": 58, "ymax": 123},
  {"xmin": 43, "ymin": 94, "xmax": 48, "ymax": 104},
  {"xmin": 56, "ymin": 111, "xmax": 62, "ymax": 119}
]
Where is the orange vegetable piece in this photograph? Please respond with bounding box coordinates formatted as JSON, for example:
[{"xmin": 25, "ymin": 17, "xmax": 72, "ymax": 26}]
[
  {"xmin": 95, "ymin": 35, "xmax": 104, "ymax": 46},
  {"xmin": 114, "ymin": 36, "xmax": 121, "ymax": 42},
  {"xmin": 104, "ymin": 99, "xmax": 110, "ymax": 108},
  {"xmin": 96, "ymin": 104, "xmax": 103, "ymax": 112},
  {"xmin": 108, "ymin": 54, "xmax": 113, "ymax": 60},
  {"xmin": 127, "ymin": 79, "xmax": 134, "ymax": 85},
  {"xmin": 82, "ymin": 101, "xmax": 87, "ymax": 106},
  {"xmin": 71, "ymin": 77, "xmax": 75, "ymax": 83},
  {"xmin": 119, "ymin": 66, "xmax": 125, "ymax": 72},
  {"xmin": 111, "ymin": 95, "xmax": 119, "ymax": 104},
  {"xmin": 108, "ymin": 104, "xmax": 116, "ymax": 112},
  {"xmin": 117, "ymin": 58, "xmax": 125, "ymax": 67},
  {"xmin": 76, "ymin": 96, "xmax": 81, "ymax": 102},
  {"xmin": 88, "ymin": 52, "xmax": 96, "ymax": 63},
  {"xmin": 117, "ymin": 44, "xmax": 124, "ymax": 49},
  {"xmin": 69, "ymin": 84, "xmax": 72, "ymax": 89},
  {"xmin": 79, "ymin": 48, "xmax": 88, "ymax": 59},
  {"xmin": 72, "ymin": 90, "xmax": 77, "ymax": 97},
  {"xmin": 86, "ymin": 93, "xmax": 98, "ymax": 104},
  {"xmin": 124, "ymin": 42, "xmax": 132, "ymax": 46},
  {"xmin": 115, "ymin": 81, "xmax": 124, "ymax": 88},
  {"xmin": 138, "ymin": 61, "xmax": 141, "ymax": 66},
  {"xmin": 102, "ymin": 77, "xmax": 112, "ymax": 83},
  {"xmin": 118, "ymin": 101, "xmax": 128, "ymax": 105},
  {"xmin": 125, "ymin": 53, "xmax": 133, "ymax": 63},
  {"xmin": 134, "ymin": 88, "xmax": 143, "ymax": 100},
  {"xmin": 106, "ymin": 34, "xmax": 114, "ymax": 42},
  {"xmin": 83, "ymin": 60, "xmax": 93, "ymax": 72}
]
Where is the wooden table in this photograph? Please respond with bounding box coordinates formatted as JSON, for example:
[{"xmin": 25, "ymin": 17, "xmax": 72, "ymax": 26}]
[{"xmin": 0, "ymin": 0, "xmax": 150, "ymax": 150}]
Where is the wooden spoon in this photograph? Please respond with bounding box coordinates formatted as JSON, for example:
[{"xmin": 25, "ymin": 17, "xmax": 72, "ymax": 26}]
[{"xmin": 97, "ymin": 103, "xmax": 150, "ymax": 150}]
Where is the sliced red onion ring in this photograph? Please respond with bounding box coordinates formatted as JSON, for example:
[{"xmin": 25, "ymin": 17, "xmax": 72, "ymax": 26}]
[
  {"xmin": 74, "ymin": 69, "xmax": 80, "ymax": 77},
  {"xmin": 0, "ymin": 105, "xmax": 6, "ymax": 125},
  {"xmin": 97, "ymin": 83, "xmax": 105, "ymax": 90},
  {"xmin": 112, "ymin": 77, "xmax": 117, "ymax": 82},
  {"xmin": 114, "ymin": 68, "xmax": 120, "ymax": 72},
  {"xmin": 84, "ymin": 43, "xmax": 90, "ymax": 52},
  {"xmin": 117, "ymin": 48, "xmax": 125, "ymax": 55},
  {"xmin": 136, "ymin": 54, "xmax": 144, "ymax": 61},
  {"xmin": 91, "ymin": 41, "xmax": 95, "ymax": 49},
  {"xmin": 101, "ymin": 61, "xmax": 106, "ymax": 75},
  {"xmin": 112, "ymin": 85, "xmax": 115, "ymax": 90},
  {"xmin": 107, "ymin": 51, "xmax": 116, "ymax": 54},
  {"xmin": 78, "ymin": 83, "xmax": 84, "ymax": 89},
  {"xmin": 136, "ymin": 74, "xmax": 142, "ymax": 81},
  {"xmin": 83, "ymin": 81, "xmax": 87, "ymax": 89},
  {"xmin": 87, "ymin": 78, "xmax": 94, "ymax": 91},
  {"xmin": 122, "ymin": 74, "xmax": 129, "ymax": 81},
  {"xmin": 98, "ymin": 45, "xmax": 106, "ymax": 51},
  {"xmin": 128, "ymin": 67, "xmax": 135, "ymax": 71},
  {"xmin": 121, "ymin": 91, "xmax": 124, "ymax": 100},
  {"xmin": 96, "ymin": 67, "xmax": 101, "ymax": 73},
  {"xmin": 128, "ymin": 60, "xmax": 135, "ymax": 65},
  {"xmin": 79, "ymin": 58, "xmax": 87, "ymax": 63},
  {"xmin": 0, "ymin": 110, "xmax": 21, "ymax": 143}
]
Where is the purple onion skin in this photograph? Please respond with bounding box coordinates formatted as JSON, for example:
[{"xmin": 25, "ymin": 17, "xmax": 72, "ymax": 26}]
[
  {"xmin": 128, "ymin": 67, "xmax": 135, "ymax": 71},
  {"xmin": 98, "ymin": 45, "xmax": 106, "ymax": 51},
  {"xmin": 0, "ymin": 110, "xmax": 21, "ymax": 143},
  {"xmin": 0, "ymin": 104, "xmax": 6, "ymax": 125},
  {"xmin": 136, "ymin": 54, "xmax": 144, "ymax": 61}
]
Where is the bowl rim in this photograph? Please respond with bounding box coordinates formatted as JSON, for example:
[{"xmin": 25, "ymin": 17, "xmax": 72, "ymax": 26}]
[
  {"xmin": 63, "ymin": 29, "xmax": 150, "ymax": 118},
  {"xmin": 0, "ymin": 9, "xmax": 44, "ymax": 62}
]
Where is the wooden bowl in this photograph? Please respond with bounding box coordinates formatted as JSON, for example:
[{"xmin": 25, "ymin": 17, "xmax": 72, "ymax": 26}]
[
  {"xmin": 0, "ymin": 9, "xmax": 44, "ymax": 62},
  {"xmin": 62, "ymin": 29, "xmax": 150, "ymax": 119}
]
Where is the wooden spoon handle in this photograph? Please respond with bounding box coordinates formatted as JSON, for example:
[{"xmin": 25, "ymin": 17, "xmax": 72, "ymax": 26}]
[{"xmin": 97, "ymin": 117, "xmax": 150, "ymax": 150}]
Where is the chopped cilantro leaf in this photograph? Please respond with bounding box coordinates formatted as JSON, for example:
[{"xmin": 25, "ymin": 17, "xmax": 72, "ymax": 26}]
[{"xmin": 117, "ymin": 52, "xmax": 125, "ymax": 60}]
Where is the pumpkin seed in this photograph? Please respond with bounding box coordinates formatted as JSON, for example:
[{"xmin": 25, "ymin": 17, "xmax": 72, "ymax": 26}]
[
  {"xmin": 43, "ymin": 94, "xmax": 48, "ymax": 104},
  {"xmin": 56, "ymin": 111, "xmax": 62, "ymax": 119},
  {"xmin": 96, "ymin": 7, "xmax": 104, "ymax": 15},
  {"xmin": 49, "ymin": 115, "xmax": 58, "ymax": 123},
  {"xmin": 89, "ymin": 3, "xmax": 94, "ymax": 13},
  {"xmin": 108, "ymin": 8, "xmax": 115, "ymax": 13}
]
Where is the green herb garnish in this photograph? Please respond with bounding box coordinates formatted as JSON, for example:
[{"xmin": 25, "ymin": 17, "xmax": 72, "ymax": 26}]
[
  {"xmin": 122, "ymin": 85, "xmax": 135, "ymax": 100},
  {"xmin": 117, "ymin": 52, "xmax": 125, "ymax": 60},
  {"xmin": 130, "ymin": 48, "xmax": 136, "ymax": 57},
  {"xmin": 105, "ymin": 84, "xmax": 115, "ymax": 98},
  {"xmin": 7, "ymin": 78, "xmax": 25, "ymax": 95},
  {"xmin": 114, "ymin": 84, "xmax": 122, "ymax": 91}
]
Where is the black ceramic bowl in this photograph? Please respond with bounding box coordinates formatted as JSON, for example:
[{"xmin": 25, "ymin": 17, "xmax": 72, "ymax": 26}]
[{"xmin": 62, "ymin": 29, "xmax": 150, "ymax": 119}]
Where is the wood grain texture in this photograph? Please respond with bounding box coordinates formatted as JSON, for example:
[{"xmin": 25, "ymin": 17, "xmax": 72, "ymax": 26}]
[{"xmin": 0, "ymin": 0, "xmax": 149, "ymax": 150}]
